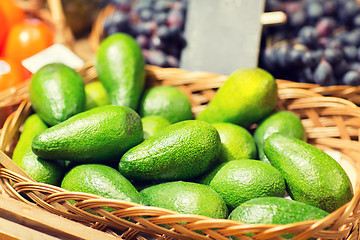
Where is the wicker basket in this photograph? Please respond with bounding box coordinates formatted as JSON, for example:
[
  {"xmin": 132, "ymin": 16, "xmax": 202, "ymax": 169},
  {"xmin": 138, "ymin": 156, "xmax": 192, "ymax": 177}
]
[
  {"xmin": 1, "ymin": 64, "xmax": 360, "ymax": 239},
  {"xmin": 0, "ymin": 0, "xmax": 74, "ymax": 126}
]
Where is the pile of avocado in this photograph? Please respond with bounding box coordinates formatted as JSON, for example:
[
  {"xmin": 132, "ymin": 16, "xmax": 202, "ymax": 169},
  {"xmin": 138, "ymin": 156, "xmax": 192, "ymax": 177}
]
[{"xmin": 12, "ymin": 33, "xmax": 354, "ymax": 237}]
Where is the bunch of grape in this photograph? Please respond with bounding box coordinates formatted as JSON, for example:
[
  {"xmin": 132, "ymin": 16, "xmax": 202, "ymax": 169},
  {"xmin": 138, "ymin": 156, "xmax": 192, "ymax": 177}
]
[
  {"xmin": 260, "ymin": 0, "xmax": 360, "ymax": 86},
  {"xmin": 102, "ymin": 0, "xmax": 188, "ymax": 68}
]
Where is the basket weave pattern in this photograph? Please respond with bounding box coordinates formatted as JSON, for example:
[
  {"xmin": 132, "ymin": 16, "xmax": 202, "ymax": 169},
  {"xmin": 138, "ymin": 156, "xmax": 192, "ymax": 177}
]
[{"xmin": 1, "ymin": 65, "xmax": 360, "ymax": 239}]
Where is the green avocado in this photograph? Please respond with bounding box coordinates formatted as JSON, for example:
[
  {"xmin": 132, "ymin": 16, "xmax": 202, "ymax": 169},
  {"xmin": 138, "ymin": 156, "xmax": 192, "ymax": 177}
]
[
  {"xmin": 263, "ymin": 133, "xmax": 354, "ymax": 212},
  {"xmin": 196, "ymin": 68, "xmax": 278, "ymax": 127},
  {"xmin": 212, "ymin": 122, "xmax": 257, "ymax": 163},
  {"xmin": 140, "ymin": 181, "xmax": 228, "ymax": 219},
  {"xmin": 61, "ymin": 164, "xmax": 146, "ymax": 205},
  {"xmin": 32, "ymin": 105, "xmax": 143, "ymax": 164},
  {"xmin": 12, "ymin": 114, "xmax": 65, "ymax": 185},
  {"xmin": 95, "ymin": 33, "xmax": 145, "ymax": 110},
  {"xmin": 200, "ymin": 159, "xmax": 286, "ymax": 209},
  {"xmin": 254, "ymin": 110, "xmax": 306, "ymax": 164},
  {"xmin": 119, "ymin": 120, "xmax": 221, "ymax": 181},
  {"xmin": 139, "ymin": 85, "xmax": 193, "ymax": 123},
  {"xmin": 29, "ymin": 63, "xmax": 85, "ymax": 126},
  {"xmin": 229, "ymin": 197, "xmax": 329, "ymax": 225},
  {"xmin": 141, "ymin": 115, "xmax": 171, "ymax": 140}
]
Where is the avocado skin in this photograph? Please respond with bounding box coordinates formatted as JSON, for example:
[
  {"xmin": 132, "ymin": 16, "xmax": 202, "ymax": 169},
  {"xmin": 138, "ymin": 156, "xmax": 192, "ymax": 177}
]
[
  {"xmin": 95, "ymin": 33, "xmax": 145, "ymax": 110},
  {"xmin": 12, "ymin": 114, "xmax": 65, "ymax": 185},
  {"xmin": 212, "ymin": 123, "xmax": 257, "ymax": 163},
  {"xmin": 200, "ymin": 159, "xmax": 286, "ymax": 209},
  {"xmin": 140, "ymin": 181, "xmax": 228, "ymax": 219},
  {"xmin": 119, "ymin": 120, "xmax": 221, "ymax": 181},
  {"xmin": 263, "ymin": 133, "xmax": 354, "ymax": 213},
  {"xmin": 29, "ymin": 63, "xmax": 85, "ymax": 126},
  {"xmin": 13, "ymin": 114, "xmax": 49, "ymax": 163},
  {"xmin": 196, "ymin": 68, "xmax": 278, "ymax": 127},
  {"xmin": 61, "ymin": 164, "xmax": 146, "ymax": 205},
  {"xmin": 254, "ymin": 111, "xmax": 306, "ymax": 164},
  {"xmin": 139, "ymin": 85, "xmax": 193, "ymax": 124},
  {"xmin": 141, "ymin": 115, "xmax": 171, "ymax": 140},
  {"xmin": 32, "ymin": 105, "xmax": 143, "ymax": 163},
  {"xmin": 229, "ymin": 197, "xmax": 329, "ymax": 225}
]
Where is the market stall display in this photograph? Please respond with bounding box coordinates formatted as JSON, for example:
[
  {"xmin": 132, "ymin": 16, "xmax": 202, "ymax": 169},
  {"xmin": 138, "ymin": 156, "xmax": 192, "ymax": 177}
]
[
  {"xmin": 1, "ymin": 1, "xmax": 360, "ymax": 239},
  {"xmin": 0, "ymin": 62, "xmax": 360, "ymax": 239}
]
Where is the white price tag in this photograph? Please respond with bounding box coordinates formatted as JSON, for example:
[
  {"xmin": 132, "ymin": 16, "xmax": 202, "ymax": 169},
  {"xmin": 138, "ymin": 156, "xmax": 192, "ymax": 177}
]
[{"xmin": 22, "ymin": 43, "xmax": 85, "ymax": 73}]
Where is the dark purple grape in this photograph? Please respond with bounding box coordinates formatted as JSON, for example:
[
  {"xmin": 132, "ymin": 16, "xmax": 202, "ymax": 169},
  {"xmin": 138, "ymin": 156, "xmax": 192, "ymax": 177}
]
[
  {"xmin": 139, "ymin": 8, "xmax": 153, "ymax": 21},
  {"xmin": 153, "ymin": 12, "xmax": 168, "ymax": 25},
  {"xmin": 324, "ymin": 37, "xmax": 342, "ymax": 49},
  {"xmin": 302, "ymin": 66, "xmax": 315, "ymax": 83},
  {"xmin": 259, "ymin": 0, "xmax": 360, "ymax": 85},
  {"xmin": 305, "ymin": 1, "xmax": 324, "ymax": 24},
  {"xmin": 324, "ymin": 48, "xmax": 343, "ymax": 65},
  {"xmin": 284, "ymin": 2, "xmax": 303, "ymax": 15},
  {"xmin": 275, "ymin": 42, "xmax": 291, "ymax": 68},
  {"xmin": 104, "ymin": 11, "xmax": 128, "ymax": 28},
  {"xmin": 165, "ymin": 44, "xmax": 181, "ymax": 57},
  {"xmin": 302, "ymin": 50, "xmax": 321, "ymax": 68},
  {"xmin": 154, "ymin": 0, "xmax": 170, "ymax": 12},
  {"xmin": 142, "ymin": 49, "xmax": 150, "ymax": 60},
  {"xmin": 313, "ymin": 60, "xmax": 334, "ymax": 85},
  {"xmin": 157, "ymin": 25, "xmax": 171, "ymax": 39},
  {"xmin": 133, "ymin": 21, "xmax": 156, "ymax": 36},
  {"xmin": 167, "ymin": 9, "xmax": 184, "ymax": 28},
  {"xmin": 298, "ymin": 26, "xmax": 318, "ymax": 48},
  {"xmin": 147, "ymin": 50, "xmax": 167, "ymax": 66},
  {"xmin": 338, "ymin": 1, "xmax": 360, "ymax": 25},
  {"xmin": 343, "ymin": 45, "xmax": 358, "ymax": 62},
  {"xmin": 265, "ymin": 0, "xmax": 283, "ymax": 12},
  {"xmin": 316, "ymin": 17, "xmax": 336, "ymax": 37},
  {"xmin": 336, "ymin": 31, "xmax": 348, "ymax": 45},
  {"xmin": 357, "ymin": 47, "xmax": 360, "ymax": 62},
  {"xmin": 168, "ymin": 24, "xmax": 182, "ymax": 37},
  {"xmin": 342, "ymin": 70, "xmax": 360, "ymax": 86},
  {"xmin": 323, "ymin": 0, "xmax": 338, "ymax": 16},
  {"xmin": 318, "ymin": 37, "xmax": 327, "ymax": 48},
  {"xmin": 105, "ymin": 25, "xmax": 120, "ymax": 36},
  {"xmin": 111, "ymin": 0, "xmax": 132, "ymax": 12},
  {"xmin": 172, "ymin": 1, "xmax": 187, "ymax": 12},
  {"xmin": 136, "ymin": 34, "xmax": 150, "ymax": 49},
  {"xmin": 102, "ymin": 0, "xmax": 188, "ymax": 68},
  {"xmin": 133, "ymin": 0, "xmax": 153, "ymax": 12},
  {"xmin": 288, "ymin": 49, "xmax": 304, "ymax": 67},
  {"xmin": 353, "ymin": 13, "xmax": 360, "ymax": 28},
  {"xmin": 343, "ymin": 29, "xmax": 360, "ymax": 47},
  {"xmin": 103, "ymin": 11, "xmax": 130, "ymax": 36},
  {"xmin": 334, "ymin": 60, "xmax": 349, "ymax": 78},
  {"xmin": 288, "ymin": 9, "xmax": 306, "ymax": 29},
  {"xmin": 272, "ymin": 31, "xmax": 288, "ymax": 43},
  {"xmin": 111, "ymin": 0, "xmax": 131, "ymax": 5},
  {"xmin": 349, "ymin": 62, "xmax": 360, "ymax": 72},
  {"xmin": 150, "ymin": 35, "xmax": 168, "ymax": 50},
  {"xmin": 262, "ymin": 47, "xmax": 278, "ymax": 71}
]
